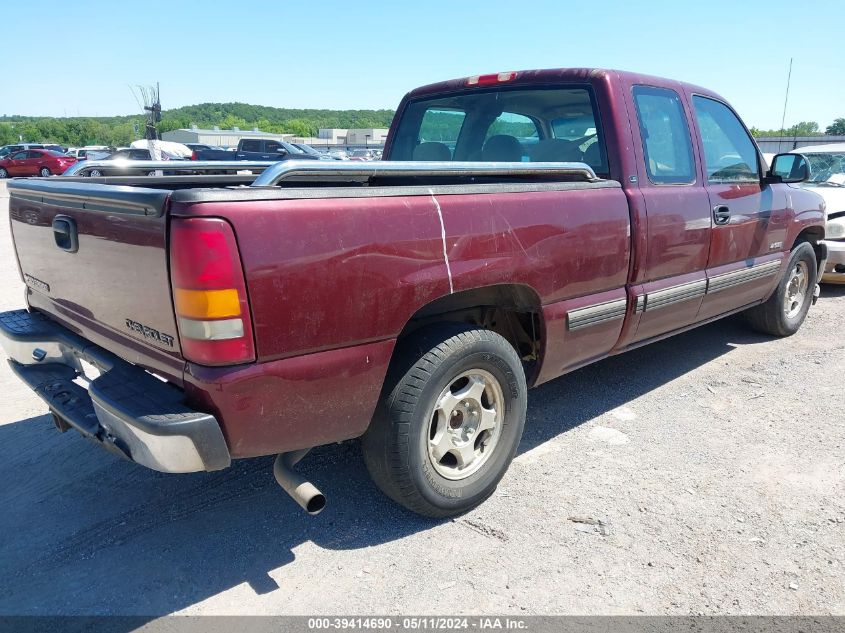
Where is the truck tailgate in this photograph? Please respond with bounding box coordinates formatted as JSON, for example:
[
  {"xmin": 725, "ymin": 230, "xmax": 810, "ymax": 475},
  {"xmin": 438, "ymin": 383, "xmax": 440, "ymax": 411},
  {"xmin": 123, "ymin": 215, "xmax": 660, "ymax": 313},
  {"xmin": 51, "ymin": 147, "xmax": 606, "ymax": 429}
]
[{"xmin": 7, "ymin": 180, "xmax": 184, "ymax": 383}]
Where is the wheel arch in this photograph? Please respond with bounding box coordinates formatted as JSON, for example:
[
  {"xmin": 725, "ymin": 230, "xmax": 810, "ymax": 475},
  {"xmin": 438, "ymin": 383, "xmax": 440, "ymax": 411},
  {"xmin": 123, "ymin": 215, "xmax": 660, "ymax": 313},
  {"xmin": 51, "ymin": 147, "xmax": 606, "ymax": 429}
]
[
  {"xmin": 393, "ymin": 283, "xmax": 545, "ymax": 385},
  {"xmin": 792, "ymin": 225, "xmax": 825, "ymax": 276}
]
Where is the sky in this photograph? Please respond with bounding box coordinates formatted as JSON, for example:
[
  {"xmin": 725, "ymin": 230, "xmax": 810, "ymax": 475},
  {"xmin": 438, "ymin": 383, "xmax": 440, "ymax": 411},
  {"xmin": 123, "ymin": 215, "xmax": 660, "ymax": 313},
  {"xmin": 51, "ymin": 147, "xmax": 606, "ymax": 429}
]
[{"xmin": 3, "ymin": 0, "xmax": 841, "ymax": 130}]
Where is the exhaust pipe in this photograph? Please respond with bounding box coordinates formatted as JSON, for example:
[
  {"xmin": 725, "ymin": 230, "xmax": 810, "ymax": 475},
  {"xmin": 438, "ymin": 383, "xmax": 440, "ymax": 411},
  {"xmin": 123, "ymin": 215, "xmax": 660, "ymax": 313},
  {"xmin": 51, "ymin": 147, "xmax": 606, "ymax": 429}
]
[{"xmin": 273, "ymin": 449, "xmax": 326, "ymax": 515}]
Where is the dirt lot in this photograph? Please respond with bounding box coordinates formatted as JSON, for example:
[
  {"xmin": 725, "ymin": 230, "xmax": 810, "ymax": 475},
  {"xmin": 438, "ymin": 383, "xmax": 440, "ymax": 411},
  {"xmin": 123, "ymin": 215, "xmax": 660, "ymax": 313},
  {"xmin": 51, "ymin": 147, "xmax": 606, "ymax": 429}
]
[{"xmin": 0, "ymin": 180, "xmax": 842, "ymax": 617}]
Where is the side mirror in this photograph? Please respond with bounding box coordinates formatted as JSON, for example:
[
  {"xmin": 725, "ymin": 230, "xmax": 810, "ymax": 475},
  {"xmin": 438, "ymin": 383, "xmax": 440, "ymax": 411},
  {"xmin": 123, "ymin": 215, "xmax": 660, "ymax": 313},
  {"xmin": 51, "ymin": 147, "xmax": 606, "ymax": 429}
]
[
  {"xmin": 276, "ymin": 148, "xmax": 288, "ymax": 156},
  {"xmin": 766, "ymin": 153, "xmax": 809, "ymax": 184}
]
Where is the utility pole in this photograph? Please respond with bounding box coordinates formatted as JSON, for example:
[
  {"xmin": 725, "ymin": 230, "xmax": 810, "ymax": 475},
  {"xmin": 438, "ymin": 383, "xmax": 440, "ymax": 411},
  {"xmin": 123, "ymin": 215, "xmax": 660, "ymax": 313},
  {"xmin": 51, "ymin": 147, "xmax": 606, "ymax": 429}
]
[{"xmin": 143, "ymin": 82, "xmax": 162, "ymax": 141}]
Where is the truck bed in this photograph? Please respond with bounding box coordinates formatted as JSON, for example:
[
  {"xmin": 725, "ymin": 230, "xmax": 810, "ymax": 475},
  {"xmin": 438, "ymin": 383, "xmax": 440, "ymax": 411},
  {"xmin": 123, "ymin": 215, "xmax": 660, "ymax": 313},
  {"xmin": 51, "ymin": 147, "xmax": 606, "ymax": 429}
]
[{"xmin": 6, "ymin": 161, "xmax": 629, "ymax": 457}]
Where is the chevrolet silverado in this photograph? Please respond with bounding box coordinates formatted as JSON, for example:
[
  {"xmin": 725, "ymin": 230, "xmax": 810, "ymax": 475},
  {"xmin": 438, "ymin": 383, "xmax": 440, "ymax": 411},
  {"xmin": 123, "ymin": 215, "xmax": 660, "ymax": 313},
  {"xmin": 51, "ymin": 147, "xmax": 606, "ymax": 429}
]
[{"xmin": 0, "ymin": 68, "xmax": 827, "ymax": 517}]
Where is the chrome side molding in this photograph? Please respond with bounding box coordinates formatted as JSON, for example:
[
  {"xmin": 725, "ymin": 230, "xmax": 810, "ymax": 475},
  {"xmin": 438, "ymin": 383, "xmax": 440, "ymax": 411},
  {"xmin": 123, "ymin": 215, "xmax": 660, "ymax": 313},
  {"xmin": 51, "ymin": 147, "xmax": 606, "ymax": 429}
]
[
  {"xmin": 567, "ymin": 298, "xmax": 627, "ymax": 331},
  {"xmin": 707, "ymin": 260, "xmax": 781, "ymax": 294},
  {"xmin": 568, "ymin": 259, "xmax": 783, "ymax": 331},
  {"xmin": 644, "ymin": 279, "xmax": 707, "ymax": 312}
]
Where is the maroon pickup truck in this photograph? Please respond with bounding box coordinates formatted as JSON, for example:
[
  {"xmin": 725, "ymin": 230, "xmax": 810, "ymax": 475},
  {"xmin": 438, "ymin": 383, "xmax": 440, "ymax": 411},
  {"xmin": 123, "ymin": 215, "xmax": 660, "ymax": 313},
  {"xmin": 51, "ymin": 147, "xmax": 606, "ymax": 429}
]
[{"xmin": 1, "ymin": 68, "xmax": 827, "ymax": 517}]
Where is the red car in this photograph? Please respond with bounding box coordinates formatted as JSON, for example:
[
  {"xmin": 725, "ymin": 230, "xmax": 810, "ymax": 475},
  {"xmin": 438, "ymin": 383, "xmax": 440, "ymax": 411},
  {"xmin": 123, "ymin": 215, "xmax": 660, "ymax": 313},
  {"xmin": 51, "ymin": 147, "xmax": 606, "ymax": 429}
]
[{"xmin": 0, "ymin": 149, "xmax": 77, "ymax": 178}]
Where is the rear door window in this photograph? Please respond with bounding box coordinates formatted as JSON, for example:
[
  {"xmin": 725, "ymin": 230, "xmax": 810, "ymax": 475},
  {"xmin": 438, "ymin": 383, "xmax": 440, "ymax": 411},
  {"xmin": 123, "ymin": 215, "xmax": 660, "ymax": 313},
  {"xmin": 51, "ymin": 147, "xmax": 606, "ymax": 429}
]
[
  {"xmin": 633, "ymin": 86, "xmax": 695, "ymax": 184},
  {"xmin": 240, "ymin": 140, "xmax": 261, "ymax": 152}
]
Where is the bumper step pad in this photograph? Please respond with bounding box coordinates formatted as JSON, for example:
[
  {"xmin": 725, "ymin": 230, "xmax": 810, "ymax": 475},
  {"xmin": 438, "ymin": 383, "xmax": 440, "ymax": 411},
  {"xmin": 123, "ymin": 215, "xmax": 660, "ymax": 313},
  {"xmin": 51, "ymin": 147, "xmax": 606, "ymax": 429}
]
[{"xmin": 0, "ymin": 309, "xmax": 230, "ymax": 472}]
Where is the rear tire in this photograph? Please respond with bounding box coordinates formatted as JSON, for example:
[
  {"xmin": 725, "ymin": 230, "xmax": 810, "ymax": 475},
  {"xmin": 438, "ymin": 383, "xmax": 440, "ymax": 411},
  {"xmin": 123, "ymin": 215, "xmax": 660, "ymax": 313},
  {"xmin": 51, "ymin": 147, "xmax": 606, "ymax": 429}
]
[
  {"xmin": 89, "ymin": 169, "xmax": 103, "ymax": 177},
  {"xmin": 745, "ymin": 242, "xmax": 817, "ymax": 336},
  {"xmin": 0, "ymin": 167, "xmax": 7, "ymax": 178},
  {"xmin": 362, "ymin": 325, "xmax": 527, "ymax": 518},
  {"xmin": 39, "ymin": 167, "xmax": 51, "ymax": 177}
]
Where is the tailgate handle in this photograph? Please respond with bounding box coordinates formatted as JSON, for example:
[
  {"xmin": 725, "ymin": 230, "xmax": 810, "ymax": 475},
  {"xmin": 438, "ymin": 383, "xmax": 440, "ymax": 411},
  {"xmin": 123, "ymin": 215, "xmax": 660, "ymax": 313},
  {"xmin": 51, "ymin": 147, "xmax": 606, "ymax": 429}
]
[{"xmin": 52, "ymin": 215, "xmax": 79, "ymax": 253}]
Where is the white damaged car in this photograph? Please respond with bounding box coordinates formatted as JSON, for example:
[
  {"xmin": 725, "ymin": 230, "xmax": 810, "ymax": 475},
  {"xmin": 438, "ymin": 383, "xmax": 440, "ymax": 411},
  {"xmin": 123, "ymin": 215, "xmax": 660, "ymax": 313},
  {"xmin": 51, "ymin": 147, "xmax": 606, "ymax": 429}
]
[{"xmin": 792, "ymin": 144, "xmax": 845, "ymax": 283}]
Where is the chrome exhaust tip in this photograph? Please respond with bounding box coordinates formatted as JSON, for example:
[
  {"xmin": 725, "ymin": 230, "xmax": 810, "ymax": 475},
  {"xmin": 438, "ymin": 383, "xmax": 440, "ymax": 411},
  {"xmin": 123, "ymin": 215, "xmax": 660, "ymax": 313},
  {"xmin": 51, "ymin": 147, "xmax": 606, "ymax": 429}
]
[{"xmin": 273, "ymin": 449, "xmax": 326, "ymax": 515}]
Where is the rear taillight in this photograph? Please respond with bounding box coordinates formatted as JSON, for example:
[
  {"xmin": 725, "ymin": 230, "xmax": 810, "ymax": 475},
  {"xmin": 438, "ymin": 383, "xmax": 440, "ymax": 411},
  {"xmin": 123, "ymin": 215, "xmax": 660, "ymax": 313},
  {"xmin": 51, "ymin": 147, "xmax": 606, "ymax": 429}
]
[
  {"xmin": 191, "ymin": 151, "xmax": 197, "ymax": 160},
  {"xmin": 169, "ymin": 217, "xmax": 255, "ymax": 366}
]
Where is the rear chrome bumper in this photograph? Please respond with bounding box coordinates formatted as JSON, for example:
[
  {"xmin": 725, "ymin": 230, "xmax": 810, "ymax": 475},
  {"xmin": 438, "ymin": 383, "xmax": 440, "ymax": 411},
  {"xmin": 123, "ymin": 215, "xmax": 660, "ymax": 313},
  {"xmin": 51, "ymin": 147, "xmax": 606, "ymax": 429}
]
[{"xmin": 0, "ymin": 309, "xmax": 230, "ymax": 473}]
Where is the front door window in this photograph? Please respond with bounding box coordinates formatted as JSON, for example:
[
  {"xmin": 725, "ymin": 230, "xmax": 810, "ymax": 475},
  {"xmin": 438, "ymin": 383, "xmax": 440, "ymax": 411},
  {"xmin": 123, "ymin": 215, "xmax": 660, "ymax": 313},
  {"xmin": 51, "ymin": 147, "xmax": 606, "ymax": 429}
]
[{"xmin": 693, "ymin": 96, "xmax": 759, "ymax": 183}]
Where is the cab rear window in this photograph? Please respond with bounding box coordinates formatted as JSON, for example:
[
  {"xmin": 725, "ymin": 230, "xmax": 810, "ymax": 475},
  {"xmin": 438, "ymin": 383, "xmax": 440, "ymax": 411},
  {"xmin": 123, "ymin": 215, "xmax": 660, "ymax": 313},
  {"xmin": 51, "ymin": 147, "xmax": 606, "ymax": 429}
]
[{"xmin": 391, "ymin": 86, "xmax": 608, "ymax": 177}]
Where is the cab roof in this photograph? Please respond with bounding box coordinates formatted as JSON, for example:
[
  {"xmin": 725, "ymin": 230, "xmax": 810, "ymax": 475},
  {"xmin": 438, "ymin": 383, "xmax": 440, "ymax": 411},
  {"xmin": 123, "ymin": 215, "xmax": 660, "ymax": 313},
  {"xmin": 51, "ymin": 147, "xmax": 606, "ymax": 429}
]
[{"xmin": 405, "ymin": 68, "xmax": 724, "ymax": 103}]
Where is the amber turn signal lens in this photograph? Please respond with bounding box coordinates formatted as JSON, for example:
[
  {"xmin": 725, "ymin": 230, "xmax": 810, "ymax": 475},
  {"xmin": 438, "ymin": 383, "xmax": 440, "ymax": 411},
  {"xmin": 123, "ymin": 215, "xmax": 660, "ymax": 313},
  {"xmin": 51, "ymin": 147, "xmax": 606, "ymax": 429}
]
[{"xmin": 174, "ymin": 288, "xmax": 241, "ymax": 320}]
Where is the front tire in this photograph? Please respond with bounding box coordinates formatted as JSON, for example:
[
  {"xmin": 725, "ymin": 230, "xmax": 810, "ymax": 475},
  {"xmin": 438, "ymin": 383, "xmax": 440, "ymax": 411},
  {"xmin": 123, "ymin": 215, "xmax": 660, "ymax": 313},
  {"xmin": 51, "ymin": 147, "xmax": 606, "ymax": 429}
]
[
  {"xmin": 363, "ymin": 325, "xmax": 527, "ymax": 517},
  {"xmin": 746, "ymin": 242, "xmax": 817, "ymax": 336}
]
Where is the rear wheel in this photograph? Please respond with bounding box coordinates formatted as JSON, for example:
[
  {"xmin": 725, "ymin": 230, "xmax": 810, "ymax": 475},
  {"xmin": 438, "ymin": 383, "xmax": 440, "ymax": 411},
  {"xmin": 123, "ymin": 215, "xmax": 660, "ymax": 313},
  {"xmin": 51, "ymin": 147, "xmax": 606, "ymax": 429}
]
[
  {"xmin": 362, "ymin": 325, "xmax": 527, "ymax": 517},
  {"xmin": 0, "ymin": 167, "xmax": 7, "ymax": 178},
  {"xmin": 39, "ymin": 167, "xmax": 51, "ymax": 177},
  {"xmin": 745, "ymin": 242, "xmax": 817, "ymax": 336},
  {"xmin": 88, "ymin": 169, "xmax": 103, "ymax": 177}
]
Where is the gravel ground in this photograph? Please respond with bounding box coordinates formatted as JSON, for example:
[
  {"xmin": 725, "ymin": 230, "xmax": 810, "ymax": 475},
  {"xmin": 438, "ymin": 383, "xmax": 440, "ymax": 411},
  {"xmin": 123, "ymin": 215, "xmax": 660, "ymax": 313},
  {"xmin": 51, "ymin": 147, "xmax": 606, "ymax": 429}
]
[{"xmin": 0, "ymin": 180, "xmax": 842, "ymax": 617}]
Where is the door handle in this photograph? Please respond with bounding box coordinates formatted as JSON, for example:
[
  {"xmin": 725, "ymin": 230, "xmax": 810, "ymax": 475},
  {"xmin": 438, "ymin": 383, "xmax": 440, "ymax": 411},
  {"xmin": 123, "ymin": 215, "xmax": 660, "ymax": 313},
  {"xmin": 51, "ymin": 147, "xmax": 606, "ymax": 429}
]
[
  {"xmin": 713, "ymin": 205, "xmax": 731, "ymax": 225},
  {"xmin": 52, "ymin": 215, "xmax": 79, "ymax": 253}
]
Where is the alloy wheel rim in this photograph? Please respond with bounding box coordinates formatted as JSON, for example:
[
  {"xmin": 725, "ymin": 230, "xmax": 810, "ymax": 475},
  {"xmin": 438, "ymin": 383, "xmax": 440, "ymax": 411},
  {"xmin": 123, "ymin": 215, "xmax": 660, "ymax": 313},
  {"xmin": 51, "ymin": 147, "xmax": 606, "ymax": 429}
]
[
  {"xmin": 784, "ymin": 260, "xmax": 809, "ymax": 319},
  {"xmin": 427, "ymin": 369, "xmax": 504, "ymax": 480}
]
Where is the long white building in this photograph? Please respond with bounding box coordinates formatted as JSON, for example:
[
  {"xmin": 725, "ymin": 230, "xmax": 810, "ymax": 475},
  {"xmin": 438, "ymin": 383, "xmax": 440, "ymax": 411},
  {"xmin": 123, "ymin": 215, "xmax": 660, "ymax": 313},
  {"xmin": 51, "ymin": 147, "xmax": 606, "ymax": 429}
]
[{"xmin": 163, "ymin": 126, "xmax": 390, "ymax": 148}]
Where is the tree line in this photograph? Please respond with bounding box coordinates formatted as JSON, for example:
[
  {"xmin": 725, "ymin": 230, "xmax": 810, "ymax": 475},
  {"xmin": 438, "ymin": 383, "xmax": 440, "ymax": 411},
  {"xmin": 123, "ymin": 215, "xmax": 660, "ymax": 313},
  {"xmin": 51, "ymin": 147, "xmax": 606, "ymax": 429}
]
[
  {"xmin": 750, "ymin": 119, "xmax": 845, "ymax": 137},
  {"xmin": 0, "ymin": 102, "xmax": 396, "ymax": 147},
  {"xmin": 1, "ymin": 103, "xmax": 843, "ymax": 147}
]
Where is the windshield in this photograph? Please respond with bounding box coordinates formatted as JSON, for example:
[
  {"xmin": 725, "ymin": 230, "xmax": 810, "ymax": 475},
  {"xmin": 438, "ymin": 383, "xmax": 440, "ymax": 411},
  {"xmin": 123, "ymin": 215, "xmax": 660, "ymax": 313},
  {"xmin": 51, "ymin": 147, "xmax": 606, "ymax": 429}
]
[
  {"xmin": 294, "ymin": 144, "xmax": 322, "ymax": 156},
  {"xmin": 803, "ymin": 152, "xmax": 845, "ymax": 186}
]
